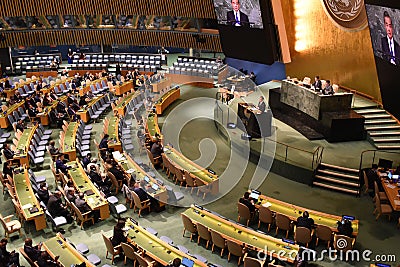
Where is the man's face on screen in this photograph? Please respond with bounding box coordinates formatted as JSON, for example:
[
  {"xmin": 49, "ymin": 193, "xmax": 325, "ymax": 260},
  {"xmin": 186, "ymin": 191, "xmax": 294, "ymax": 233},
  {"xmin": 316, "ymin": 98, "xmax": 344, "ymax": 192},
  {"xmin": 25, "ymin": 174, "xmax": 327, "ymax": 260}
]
[
  {"xmin": 232, "ymin": 0, "xmax": 240, "ymax": 12},
  {"xmin": 385, "ymin": 16, "xmax": 393, "ymax": 39}
]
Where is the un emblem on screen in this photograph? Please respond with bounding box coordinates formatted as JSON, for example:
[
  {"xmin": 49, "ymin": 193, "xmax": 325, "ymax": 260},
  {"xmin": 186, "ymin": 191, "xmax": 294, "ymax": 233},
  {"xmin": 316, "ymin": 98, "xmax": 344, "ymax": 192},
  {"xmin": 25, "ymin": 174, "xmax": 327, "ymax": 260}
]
[{"xmin": 322, "ymin": 0, "xmax": 367, "ymax": 30}]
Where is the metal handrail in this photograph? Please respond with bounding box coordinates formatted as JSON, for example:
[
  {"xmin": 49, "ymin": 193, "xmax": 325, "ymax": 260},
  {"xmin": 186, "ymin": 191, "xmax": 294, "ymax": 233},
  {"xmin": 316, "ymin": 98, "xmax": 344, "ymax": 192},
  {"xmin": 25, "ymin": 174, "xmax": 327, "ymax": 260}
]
[{"xmin": 359, "ymin": 149, "xmax": 400, "ymax": 172}]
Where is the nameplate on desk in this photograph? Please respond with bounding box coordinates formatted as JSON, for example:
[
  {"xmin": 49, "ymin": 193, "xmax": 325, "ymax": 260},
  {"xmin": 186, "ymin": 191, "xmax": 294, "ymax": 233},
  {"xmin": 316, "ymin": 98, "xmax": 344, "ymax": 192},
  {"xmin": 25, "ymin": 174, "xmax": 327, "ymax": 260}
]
[
  {"xmin": 341, "ymin": 215, "xmax": 355, "ymax": 221},
  {"xmin": 194, "ymin": 204, "xmax": 203, "ymax": 210},
  {"xmin": 282, "ymin": 238, "xmax": 295, "ymax": 245}
]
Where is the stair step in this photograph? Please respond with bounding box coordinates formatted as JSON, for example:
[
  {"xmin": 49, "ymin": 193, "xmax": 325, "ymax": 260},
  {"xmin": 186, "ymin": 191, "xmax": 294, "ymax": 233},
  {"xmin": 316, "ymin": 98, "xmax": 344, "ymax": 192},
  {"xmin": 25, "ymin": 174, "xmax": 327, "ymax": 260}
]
[
  {"xmin": 362, "ymin": 114, "xmax": 392, "ymax": 119},
  {"xmin": 376, "ymin": 144, "xmax": 400, "ymax": 150},
  {"xmin": 355, "ymin": 109, "xmax": 385, "ymax": 115},
  {"xmin": 313, "ymin": 182, "xmax": 359, "ymax": 195},
  {"xmin": 365, "ymin": 125, "xmax": 400, "ymax": 130},
  {"xmin": 369, "ymin": 131, "xmax": 400, "ymax": 136},
  {"xmin": 365, "ymin": 119, "xmax": 397, "ymax": 125},
  {"xmin": 317, "ymin": 169, "xmax": 359, "ymax": 180},
  {"xmin": 319, "ymin": 163, "xmax": 359, "ymax": 174},
  {"xmin": 315, "ymin": 175, "xmax": 359, "ymax": 187},
  {"xmin": 371, "ymin": 137, "xmax": 400, "ymax": 143}
]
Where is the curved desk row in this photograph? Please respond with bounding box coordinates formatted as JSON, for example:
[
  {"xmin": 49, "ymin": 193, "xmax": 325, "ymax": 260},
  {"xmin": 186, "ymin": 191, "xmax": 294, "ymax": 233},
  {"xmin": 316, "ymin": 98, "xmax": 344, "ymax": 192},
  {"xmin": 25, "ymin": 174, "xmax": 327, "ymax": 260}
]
[
  {"xmin": 115, "ymin": 80, "xmax": 134, "ymax": 96},
  {"xmin": 182, "ymin": 205, "xmax": 300, "ymax": 264},
  {"xmin": 78, "ymin": 77, "xmax": 107, "ymax": 96},
  {"xmin": 3, "ymin": 77, "xmax": 39, "ymax": 99},
  {"xmin": 13, "ymin": 168, "xmax": 46, "ymax": 231},
  {"xmin": 254, "ymin": 194, "xmax": 359, "ymax": 236},
  {"xmin": 125, "ymin": 218, "xmax": 207, "ymax": 267},
  {"xmin": 78, "ymin": 94, "xmax": 106, "ymax": 123},
  {"xmin": 114, "ymin": 89, "xmax": 143, "ymax": 116},
  {"xmin": 151, "ymin": 78, "xmax": 172, "ymax": 93},
  {"xmin": 67, "ymin": 161, "xmax": 110, "ymax": 220},
  {"xmin": 106, "ymin": 116, "xmax": 122, "ymax": 152},
  {"xmin": 145, "ymin": 112, "xmax": 162, "ymax": 142},
  {"xmin": 61, "ymin": 121, "xmax": 79, "ymax": 161},
  {"xmin": 0, "ymin": 101, "xmax": 25, "ymax": 128},
  {"xmin": 43, "ymin": 233, "xmax": 95, "ymax": 267},
  {"xmin": 164, "ymin": 145, "xmax": 219, "ymax": 195},
  {"xmin": 154, "ymin": 87, "xmax": 180, "ymax": 115},
  {"xmin": 113, "ymin": 151, "xmax": 168, "ymax": 204},
  {"xmin": 14, "ymin": 124, "xmax": 39, "ymax": 167}
]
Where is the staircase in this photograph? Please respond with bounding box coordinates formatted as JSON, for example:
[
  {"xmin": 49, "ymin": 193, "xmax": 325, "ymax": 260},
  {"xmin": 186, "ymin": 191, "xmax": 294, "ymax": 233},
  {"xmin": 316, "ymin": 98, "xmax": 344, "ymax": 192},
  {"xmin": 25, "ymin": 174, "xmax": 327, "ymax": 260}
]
[
  {"xmin": 313, "ymin": 163, "xmax": 360, "ymax": 195},
  {"xmin": 354, "ymin": 106, "xmax": 400, "ymax": 150}
]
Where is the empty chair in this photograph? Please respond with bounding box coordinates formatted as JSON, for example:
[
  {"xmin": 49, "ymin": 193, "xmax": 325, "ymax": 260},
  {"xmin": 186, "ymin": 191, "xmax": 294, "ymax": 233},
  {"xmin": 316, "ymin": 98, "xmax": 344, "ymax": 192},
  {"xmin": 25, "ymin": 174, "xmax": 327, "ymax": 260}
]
[
  {"xmin": 275, "ymin": 213, "xmax": 292, "ymax": 238},
  {"xmin": 45, "ymin": 210, "xmax": 67, "ymax": 232},
  {"xmin": 315, "ymin": 225, "xmax": 333, "ymax": 248},
  {"xmin": 333, "ymin": 234, "xmax": 355, "ymax": 257},
  {"xmin": 160, "ymin": 235, "xmax": 174, "ymax": 245},
  {"xmin": 210, "ymin": 228, "xmax": 226, "ymax": 257},
  {"xmin": 244, "ymin": 255, "xmax": 265, "ymax": 267},
  {"xmin": 374, "ymin": 193, "xmax": 393, "ymax": 221},
  {"xmin": 196, "ymin": 222, "xmax": 211, "ymax": 249},
  {"xmin": 0, "ymin": 213, "xmax": 22, "ymax": 238},
  {"xmin": 87, "ymin": 254, "xmax": 101, "ymax": 265},
  {"xmin": 133, "ymin": 251, "xmax": 155, "ymax": 267},
  {"xmin": 258, "ymin": 206, "xmax": 273, "ymax": 232},
  {"xmin": 373, "ymin": 181, "xmax": 389, "ymax": 203},
  {"xmin": 227, "ymin": 240, "xmax": 246, "ymax": 265},
  {"xmin": 120, "ymin": 242, "xmax": 136, "ymax": 265},
  {"xmin": 71, "ymin": 203, "xmax": 94, "ymax": 229},
  {"xmin": 181, "ymin": 213, "xmax": 197, "ymax": 241}
]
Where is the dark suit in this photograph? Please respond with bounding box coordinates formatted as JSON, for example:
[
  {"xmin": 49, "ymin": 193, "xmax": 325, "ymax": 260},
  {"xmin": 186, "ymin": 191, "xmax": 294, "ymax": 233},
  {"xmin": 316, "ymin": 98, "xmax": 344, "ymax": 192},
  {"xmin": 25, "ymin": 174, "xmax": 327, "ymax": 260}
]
[
  {"xmin": 313, "ymin": 80, "xmax": 322, "ymax": 90},
  {"xmin": 47, "ymin": 195, "xmax": 73, "ymax": 223},
  {"xmin": 239, "ymin": 197, "xmax": 255, "ymax": 212},
  {"xmin": 111, "ymin": 226, "xmax": 127, "ymax": 247},
  {"xmin": 227, "ymin": 10, "xmax": 249, "ymax": 27},
  {"xmin": 381, "ymin": 36, "xmax": 400, "ymax": 65},
  {"xmin": 297, "ymin": 216, "xmax": 314, "ymax": 230},
  {"xmin": 24, "ymin": 244, "xmax": 41, "ymax": 262},
  {"xmin": 257, "ymin": 101, "xmax": 266, "ymax": 112},
  {"xmin": 56, "ymin": 159, "xmax": 69, "ymax": 174},
  {"xmin": 3, "ymin": 148, "xmax": 14, "ymax": 160},
  {"xmin": 133, "ymin": 187, "xmax": 149, "ymax": 202}
]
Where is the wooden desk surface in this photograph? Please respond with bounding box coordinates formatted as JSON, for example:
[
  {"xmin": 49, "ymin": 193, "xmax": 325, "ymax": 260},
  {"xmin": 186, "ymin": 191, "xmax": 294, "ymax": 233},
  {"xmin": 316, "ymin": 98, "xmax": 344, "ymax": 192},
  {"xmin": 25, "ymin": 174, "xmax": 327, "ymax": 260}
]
[
  {"xmin": 0, "ymin": 101, "xmax": 25, "ymax": 128},
  {"xmin": 43, "ymin": 233, "xmax": 95, "ymax": 267},
  {"xmin": 13, "ymin": 169, "xmax": 45, "ymax": 225},
  {"xmin": 155, "ymin": 87, "xmax": 180, "ymax": 115},
  {"xmin": 67, "ymin": 162, "xmax": 110, "ymax": 220},
  {"xmin": 381, "ymin": 179, "xmax": 400, "ymax": 211},
  {"xmin": 255, "ymin": 194, "xmax": 359, "ymax": 236},
  {"xmin": 182, "ymin": 205, "xmax": 299, "ymax": 263},
  {"xmin": 164, "ymin": 145, "xmax": 217, "ymax": 185},
  {"xmin": 115, "ymin": 81, "xmax": 133, "ymax": 96},
  {"xmin": 113, "ymin": 151, "xmax": 168, "ymax": 203},
  {"xmin": 114, "ymin": 90, "xmax": 141, "ymax": 116},
  {"xmin": 77, "ymin": 95, "xmax": 105, "ymax": 123},
  {"xmin": 14, "ymin": 124, "xmax": 38, "ymax": 167},
  {"xmin": 107, "ymin": 117, "xmax": 122, "ymax": 152},
  {"xmin": 146, "ymin": 112, "xmax": 162, "ymax": 142},
  {"xmin": 62, "ymin": 121, "xmax": 78, "ymax": 161},
  {"xmin": 125, "ymin": 218, "xmax": 207, "ymax": 267}
]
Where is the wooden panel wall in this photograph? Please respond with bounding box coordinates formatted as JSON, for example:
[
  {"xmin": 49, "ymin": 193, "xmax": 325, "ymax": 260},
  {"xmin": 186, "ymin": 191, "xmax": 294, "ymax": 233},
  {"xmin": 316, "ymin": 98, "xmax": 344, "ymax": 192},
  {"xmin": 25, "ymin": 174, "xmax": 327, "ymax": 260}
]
[
  {"xmin": 0, "ymin": 30, "xmax": 222, "ymax": 51},
  {"xmin": 280, "ymin": 0, "xmax": 381, "ymax": 101},
  {"xmin": 0, "ymin": 0, "xmax": 216, "ymax": 18}
]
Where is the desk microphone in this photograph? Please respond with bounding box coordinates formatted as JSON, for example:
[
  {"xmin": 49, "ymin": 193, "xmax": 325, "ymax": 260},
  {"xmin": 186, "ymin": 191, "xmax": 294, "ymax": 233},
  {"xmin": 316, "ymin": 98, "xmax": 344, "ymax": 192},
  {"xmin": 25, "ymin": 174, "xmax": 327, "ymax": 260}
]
[{"xmin": 151, "ymin": 245, "xmax": 164, "ymax": 248}]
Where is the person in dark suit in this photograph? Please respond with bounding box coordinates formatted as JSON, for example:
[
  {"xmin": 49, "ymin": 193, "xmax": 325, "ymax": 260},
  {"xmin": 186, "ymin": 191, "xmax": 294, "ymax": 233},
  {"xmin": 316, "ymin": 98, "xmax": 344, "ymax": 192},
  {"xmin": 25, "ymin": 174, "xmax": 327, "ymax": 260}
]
[
  {"xmin": 75, "ymin": 192, "xmax": 100, "ymax": 222},
  {"xmin": 227, "ymin": 0, "xmax": 250, "ymax": 27},
  {"xmin": 296, "ymin": 211, "xmax": 314, "ymax": 230},
  {"xmin": 67, "ymin": 104, "xmax": 78, "ymax": 121},
  {"xmin": 150, "ymin": 139, "xmax": 163, "ymax": 159},
  {"xmin": 257, "ymin": 96, "xmax": 266, "ymax": 112},
  {"xmin": 337, "ymin": 219, "xmax": 353, "ymax": 237},
  {"xmin": 47, "ymin": 191, "xmax": 73, "ymax": 224},
  {"xmin": 133, "ymin": 182, "xmax": 149, "ymax": 202},
  {"xmin": 2, "ymin": 161, "xmax": 13, "ymax": 178},
  {"xmin": 3, "ymin": 144, "xmax": 15, "ymax": 160},
  {"xmin": 37, "ymin": 183, "xmax": 50, "ymax": 205},
  {"xmin": 111, "ymin": 219, "xmax": 127, "ymax": 247},
  {"xmin": 55, "ymin": 154, "xmax": 70, "ymax": 174},
  {"xmin": 0, "ymin": 238, "xmax": 20, "ymax": 267},
  {"xmin": 24, "ymin": 238, "xmax": 42, "ymax": 262},
  {"xmin": 381, "ymin": 11, "xmax": 400, "ymax": 65},
  {"xmin": 239, "ymin": 191, "xmax": 255, "ymax": 212},
  {"xmin": 367, "ymin": 164, "xmax": 383, "ymax": 193},
  {"xmin": 312, "ymin": 76, "xmax": 322, "ymax": 91},
  {"xmin": 37, "ymin": 251, "xmax": 60, "ymax": 267},
  {"xmin": 323, "ymin": 80, "xmax": 334, "ymax": 95},
  {"xmin": 16, "ymin": 119, "xmax": 25, "ymax": 132}
]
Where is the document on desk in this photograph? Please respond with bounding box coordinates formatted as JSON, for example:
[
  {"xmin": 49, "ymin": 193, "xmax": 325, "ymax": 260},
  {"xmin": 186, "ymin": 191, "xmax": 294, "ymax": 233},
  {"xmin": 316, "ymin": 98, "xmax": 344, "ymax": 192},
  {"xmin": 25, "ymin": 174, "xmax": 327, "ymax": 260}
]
[
  {"xmin": 386, "ymin": 184, "xmax": 396, "ymax": 189},
  {"xmin": 394, "ymin": 200, "xmax": 400, "ymax": 206}
]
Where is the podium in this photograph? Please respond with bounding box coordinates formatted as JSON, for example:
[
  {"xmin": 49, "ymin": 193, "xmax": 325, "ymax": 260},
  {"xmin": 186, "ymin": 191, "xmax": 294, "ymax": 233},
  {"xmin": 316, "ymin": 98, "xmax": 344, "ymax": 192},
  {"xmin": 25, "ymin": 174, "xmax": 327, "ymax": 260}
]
[{"xmin": 237, "ymin": 103, "xmax": 272, "ymax": 138}]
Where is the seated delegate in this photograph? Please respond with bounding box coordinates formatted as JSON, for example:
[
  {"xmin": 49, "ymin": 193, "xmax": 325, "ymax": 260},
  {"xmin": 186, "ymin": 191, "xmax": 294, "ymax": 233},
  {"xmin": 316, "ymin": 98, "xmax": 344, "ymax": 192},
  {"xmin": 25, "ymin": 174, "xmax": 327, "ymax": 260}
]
[
  {"xmin": 239, "ymin": 191, "xmax": 255, "ymax": 212},
  {"xmin": 296, "ymin": 211, "xmax": 314, "ymax": 230}
]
